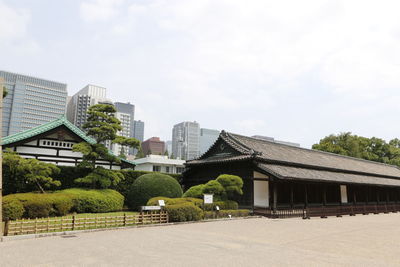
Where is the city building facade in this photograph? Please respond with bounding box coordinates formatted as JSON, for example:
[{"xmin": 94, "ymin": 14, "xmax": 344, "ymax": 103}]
[
  {"xmin": 66, "ymin": 84, "xmax": 112, "ymax": 129},
  {"xmin": 134, "ymin": 155, "xmax": 185, "ymax": 174},
  {"xmin": 142, "ymin": 137, "xmax": 165, "ymax": 156},
  {"xmin": 199, "ymin": 128, "xmax": 220, "ymax": 155},
  {"xmin": 172, "ymin": 121, "xmax": 200, "ymax": 160},
  {"xmin": 133, "ymin": 120, "xmax": 145, "ymax": 142},
  {"xmin": 113, "ymin": 102, "xmax": 135, "ymax": 156},
  {"xmin": 0, "ymin": 71, "xmax": 67, "ymax": 137}
]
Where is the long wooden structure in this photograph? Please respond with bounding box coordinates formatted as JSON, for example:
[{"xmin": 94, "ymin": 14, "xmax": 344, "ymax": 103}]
[{"xmin": 184, "ymin": 131, "xmax": 400, "ymax": 218}]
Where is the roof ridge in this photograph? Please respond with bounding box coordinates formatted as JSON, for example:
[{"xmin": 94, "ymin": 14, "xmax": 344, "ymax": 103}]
[{"xmin": 227, "ymin": 132, "xmax": 400, "ymax": 170}]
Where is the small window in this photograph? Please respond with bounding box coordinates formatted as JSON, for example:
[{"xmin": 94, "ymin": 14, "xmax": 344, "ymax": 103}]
[
  {"xmin": 153, "ymin": 165, "xmax": 161, "ymax": 172},
  {"xmin": 166, "ymin": 166, "xmax": 170, "ymax": 173}
]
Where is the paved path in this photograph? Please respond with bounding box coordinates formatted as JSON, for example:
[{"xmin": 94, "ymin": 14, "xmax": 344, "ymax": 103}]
[{"xmin": 1, "ymin": 214, "xmax": 400, "ymax": 266}]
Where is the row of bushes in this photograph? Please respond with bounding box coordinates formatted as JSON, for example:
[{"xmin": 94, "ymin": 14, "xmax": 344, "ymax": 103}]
[
  {"xmin": 2, "ymin": 166, "xmax": 182, "ymax": 197},
  {"xmin": 2, "ymin": 188, "xmax": 124, "ymax": 220},
  {"xmin": 145, "ymin": 196, "xmax": 242, "ymax": 222},
  {"xmin": 165, "ymin": 205, "xmax": 250, "ymax": 222}
]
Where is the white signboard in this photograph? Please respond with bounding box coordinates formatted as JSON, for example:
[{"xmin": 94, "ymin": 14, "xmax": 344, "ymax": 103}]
[
  {"xmin": 203, "ymin": 194, "xmax": 213, "ymax": 204},
  {"xmin": 158, "ymin": 200, "xmax": 165, "ymax": 207},
  {"xmin": 141, "ymin": 206, "xmax": 162, "ymax": 211}
]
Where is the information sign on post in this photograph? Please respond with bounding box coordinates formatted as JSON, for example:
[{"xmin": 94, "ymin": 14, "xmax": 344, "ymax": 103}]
[
  {"xmin": 203, "ymin": 194, "xmax": 213, "ymax": 204},
  {"xmin": 158, "ymin": 200, "xmax": 165, "ymax": 207}
]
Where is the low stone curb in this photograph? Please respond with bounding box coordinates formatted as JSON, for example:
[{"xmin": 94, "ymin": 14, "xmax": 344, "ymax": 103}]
[{"xmin": 1, "ymin": 216, "xmax": 263, "ymax": 242}]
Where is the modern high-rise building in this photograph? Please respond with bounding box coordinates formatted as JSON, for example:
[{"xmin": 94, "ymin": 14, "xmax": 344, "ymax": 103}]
[
  {"xmin": 165, "ymin": 140, "xmax": 172, "ymax": 156},
  {"xmin": 133, "ymin": 120, "xmax": 144, "ymax": 142},
  {"xmin": 252, "ymin": 135, "xmax": 300, "ymax": 147},
  {"xmin": 172, "ymin": 121, "xmax": 200, "ymax": 160},
  {"xmin": 113, "ymin": 102, "xmax": 135, "ymax": 156},
  {"xmin": 199, "ymin": 128, "xmax": 220, "ymax": 155},
  {"xmin": 141, "ymin": 137, "xmax": 165, "ymax": 156},
  {"xmin": 67, "ymin": 84, "xmax": 112, "ymax": 129},
  {"xmin": 0, "ymin": 70, "xmax": 68, "ymax": 137}
]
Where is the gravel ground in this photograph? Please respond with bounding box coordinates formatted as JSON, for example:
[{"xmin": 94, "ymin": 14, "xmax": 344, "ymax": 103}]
[{"xmin": 1, "ymin": 213, "xmax": 400, "ymax": 267}]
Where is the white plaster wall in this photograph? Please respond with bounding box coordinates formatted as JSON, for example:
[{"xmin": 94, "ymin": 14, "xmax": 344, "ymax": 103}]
[
  {"xmin": 17, "ymin": 146, "xmax": 57, "ymax": 155},
  {"xmin": 254, "ymin": 180, "xmax": 269, "ymax": 208},
  {"xmin": 59, "ymin": 150, "xmax": 83, "ymax": 157},
  {"xmin": 340, "ymin": 185, "xmax": 348, "ymax": 203}
]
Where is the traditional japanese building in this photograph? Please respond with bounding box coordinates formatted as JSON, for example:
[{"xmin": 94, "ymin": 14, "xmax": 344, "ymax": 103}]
[
  {"xmin": 184, "ymin": 131, "xmax": 400, "ymax": 218},
  {"xmin": 1, "ymin": 116, "xmax": 135, "ymax": 170}
]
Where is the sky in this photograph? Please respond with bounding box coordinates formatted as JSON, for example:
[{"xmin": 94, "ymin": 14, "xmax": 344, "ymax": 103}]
[{"xmin": 2, "ymin": 0, "xmax": 400, "ymax": 148}]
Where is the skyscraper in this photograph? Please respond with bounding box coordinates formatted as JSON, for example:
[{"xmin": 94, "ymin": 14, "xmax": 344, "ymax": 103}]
[
  {"xmin": 172, "ymin": 121, "xmax": 200, "ymax": 160},
  {"xmin": 113, "ymin": 102, "xmax": 135, "ymax": 156},
  {"xmin": 67, "ymin": 84, "xmax": 112, "ymax": 129},
  {"xmin": 133, "ymin": 120, "xmax": 144, "ymax": 142},
  {"xmin": 0, "ymin": 70, "xmax": 68, "ymax": 137},
  {"xmin": 199, "ymin": 128, "xmax": 220, "ymax": 155}
]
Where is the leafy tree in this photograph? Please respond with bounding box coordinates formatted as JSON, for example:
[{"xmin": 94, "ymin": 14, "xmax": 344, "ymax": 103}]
[
  {"xmin": 216, "ymin": 174, "xmax": 243, "ymax": 199},
  {"xmin": 3, "ymin": 150, "xmax": 61, "ymax": 193},
  {"xmin": 313, "ymin": 133, "xmax": 400, "ymax": 167},
  {"xmin": 72, "ymin": 103, "xmax": 140, "ymax": 188},
  {"xmin": 3, "ymin": 86, "xmax": 7, "ymax": 98},
  {"xmin": 135, "ymin": 146, "xmax": 145, "ymax": 159},
  {"xmin": 74, "ymin": 167, "xmax": 124, "ymax": 189},
  {"xmin": 202, "ymin": 180, "xmax": 226, "ymax": 201},
  {"xmin": 170, "ymin": 153, "xmax": 175, "ymax": 159}
]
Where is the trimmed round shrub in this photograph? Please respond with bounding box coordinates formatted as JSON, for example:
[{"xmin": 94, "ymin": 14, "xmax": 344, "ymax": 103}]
[
  {"xmin": 216, "ymin": 174, "xmax": 244, "ymax": 198},
  {"xmin": 127, "ymin": 173, "xmax": 183, "ymax": 210},
  {"xmin": 2, "ymin": 199, "xmax": 24, "ymax": 220},
  {"xmin": 165, "ymin": 203, "xmax": 203, "ymax": 222},
  {"xmin": 62, "ymin": 188, "xmax": 124, "ymax": 213},
  {"xmin": 202, "ymin": 180, "xmax": 226, "ymax": 201},
  {"xmin": 182, "ymin": 184, "xmax": 205, "ymax": 198}
]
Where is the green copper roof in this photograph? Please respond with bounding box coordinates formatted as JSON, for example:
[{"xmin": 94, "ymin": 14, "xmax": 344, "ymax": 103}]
[
  {"xmin": 1, "ymin": 115, "xmax": 135, "ymax": 166},
  {"xmin": 2, "ymin": 115, "xmax": 96, "ymax": 146}
]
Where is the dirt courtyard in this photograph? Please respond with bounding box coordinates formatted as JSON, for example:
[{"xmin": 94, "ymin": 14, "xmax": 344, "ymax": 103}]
[{"xmin": 1, "ymin": 214, "xmax": 400, "ymax": 266}]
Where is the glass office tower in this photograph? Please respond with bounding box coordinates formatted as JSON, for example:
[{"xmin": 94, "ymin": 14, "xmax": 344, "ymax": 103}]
[{"xmin": 0, "ymin": 71, "xmax": 68, "ymax": 137}]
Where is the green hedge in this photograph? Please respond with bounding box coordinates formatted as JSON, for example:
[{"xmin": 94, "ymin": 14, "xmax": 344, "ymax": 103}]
[
  {"xmin": 127, "ymin": 173, "xmax": 183, "ymax": 210},
  {"xmin": 3, "ymin": 165, "xmax": 182, "ymax": 196},
  {"xmin": 2, "ymin": 188, "xmax": 124, "ymax": 220},
  {"xmin": 61, "ymin": 188, "xmax": 124, "ymax": 213},
  {"xmin": 203, "ymin": 200, "xmax": 239, "ymax": 211},
  {"xmin": 165, "ymin": 203, "xmax": 204, "ymax": 222},
  {"xmin": 146, "ymin": 197, "xmax": 203, "ymax": 208},
  {"xmin": 203, "ymin": 209, "xmax": 250, "ymax": 219},
  {"xmin": 2, "ymin": 198, "xmax": 24, "ymax": 221}
]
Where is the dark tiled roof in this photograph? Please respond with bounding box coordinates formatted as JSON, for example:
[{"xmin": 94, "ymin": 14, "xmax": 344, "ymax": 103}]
[
  {"xmin": 228, "ymin": 132, "xmax": 400, "ymax": 178},
  {"xmin": 258, "ymin": 163, "xmax": 400, "ymax": 187},
  {"xmin": 187, "ymin": 131, "xmax": 400, "ymax": 182}
]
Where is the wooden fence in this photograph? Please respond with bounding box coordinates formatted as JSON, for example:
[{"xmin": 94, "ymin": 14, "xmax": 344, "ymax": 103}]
[
  {"xmin": 3, "ymin": 211, "xmax": 168, "ymax": 236},
  {"xmin": 254, "ymin": 203, "xmax": 400, "ymax": 219}
]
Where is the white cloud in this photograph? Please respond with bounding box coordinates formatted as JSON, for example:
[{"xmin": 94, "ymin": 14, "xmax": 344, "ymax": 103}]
[
  {"xmin": 0, "ymin": 1, "xmax": 30, "ymax": 42},
  {"xmin": 80, "ymin": 0, "xmax": 125, "ymax": 22}
]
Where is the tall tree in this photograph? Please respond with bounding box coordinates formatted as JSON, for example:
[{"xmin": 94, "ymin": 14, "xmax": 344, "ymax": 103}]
[{"xmin": 72, "ymin": 104, "xmax": 140, "ymax": 188}]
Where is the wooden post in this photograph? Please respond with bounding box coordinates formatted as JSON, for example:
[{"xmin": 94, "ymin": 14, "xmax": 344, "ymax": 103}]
[
  {"xmin": 304, "ymin": 184, "xmax": 308, "ymax": 208},
  {"xmin": 323, "ymin": 185, "xmax": 327, "ymax": 206},
  {"xmin": 47, "ymin": 217, "xmax": 50, "ymax": 232},
  {"xmin": 0, "ymin": 79, "xmax": 4, "ymax": 238},
  {"xmin": 273, "ymin": 181, "xmax": 277, "ymax": 213},
  {"xmin": 290, "ymin": 183, "xmax": 294, "ymax": 209},
  {"xmin": 72, "ymin": 215, "xmax": 76, "ymax": 231},
  {"xmin": 34, "ymin": 218, "xmax": 38, "ymax": 234},
  {"xmin": 3, "ymin": 221, "xmax": 9, "ymax": 236},
  {"xmin": 123, "ymin": 213, "xmax": 126, "ymax": 227}
]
